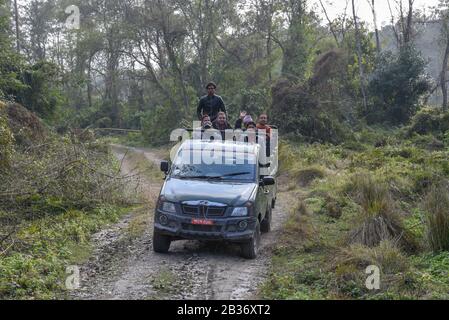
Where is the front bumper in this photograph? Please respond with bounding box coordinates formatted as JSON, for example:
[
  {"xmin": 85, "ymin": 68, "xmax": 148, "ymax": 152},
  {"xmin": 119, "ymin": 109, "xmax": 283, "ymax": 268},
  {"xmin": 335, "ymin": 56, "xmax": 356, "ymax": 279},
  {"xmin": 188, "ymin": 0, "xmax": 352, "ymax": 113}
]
[{"xmin": 154, "ymin": 209, "xmax": 256, "ymax": 242}]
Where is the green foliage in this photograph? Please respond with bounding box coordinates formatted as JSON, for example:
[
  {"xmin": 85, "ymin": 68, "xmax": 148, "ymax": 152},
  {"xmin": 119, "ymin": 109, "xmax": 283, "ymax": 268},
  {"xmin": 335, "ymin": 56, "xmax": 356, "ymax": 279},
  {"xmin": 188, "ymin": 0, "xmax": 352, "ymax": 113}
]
[
  {"xmin": 0, "ymin": 1, "xmax": 61, "ymax": 120},
  {"xmin": 271, "ymin": 80, "xmax": 354, "ymax": 144},
  {"xmin": 16, "ymin": 61, "xmax": 63, "ymax": 119},
  {"xmin": 367, "ymin": 46, "xmax": 432, "ymax": 125},
  {"xmin": 282, "ymin": 5, "xmax": 317, "ymax": 80},
  {"xmin": 0, "ymin": 205, "xmax": 126, "ymax": 299},
  {"xmin": 263, "ymin": 133, "xmax": 449, "ymax": 299},
  {"xmin": 0, "ymin": 0, "xmax": 25, "ymax": 100},
  {"xmin": 0, "ymin": 129, "xmax": 133, "ymax": 299},
  {"xmin": 141, "ymin": 105, "xmax": 178, "ymax": 146},
  {"xmin": 408, "ymin": 107, "xmax": 449, "ymax": 136}
]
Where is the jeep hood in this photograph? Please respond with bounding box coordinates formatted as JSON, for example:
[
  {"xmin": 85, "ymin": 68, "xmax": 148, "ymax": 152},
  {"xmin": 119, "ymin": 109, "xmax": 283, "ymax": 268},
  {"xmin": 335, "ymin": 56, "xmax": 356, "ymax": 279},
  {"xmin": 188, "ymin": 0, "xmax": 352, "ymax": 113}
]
[{"xmin": 162, "ymin": 178, "xmax": 257, "ymax": 207}]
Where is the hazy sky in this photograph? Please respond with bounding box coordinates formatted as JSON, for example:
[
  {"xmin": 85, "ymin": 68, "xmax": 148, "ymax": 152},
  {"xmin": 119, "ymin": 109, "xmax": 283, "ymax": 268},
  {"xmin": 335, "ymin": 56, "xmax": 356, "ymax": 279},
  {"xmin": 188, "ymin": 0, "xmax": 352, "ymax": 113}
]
[{"xmin": 311, "ymin": 0, "xmax": 440, "ymax": 27}]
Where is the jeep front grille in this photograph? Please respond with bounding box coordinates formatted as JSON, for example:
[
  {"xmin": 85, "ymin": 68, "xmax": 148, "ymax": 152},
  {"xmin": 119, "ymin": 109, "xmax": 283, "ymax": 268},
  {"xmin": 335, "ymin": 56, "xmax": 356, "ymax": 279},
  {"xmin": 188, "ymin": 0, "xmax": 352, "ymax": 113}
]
[
  {"xmin": 182, "ymin": 205, "xmax": 199, "ymax": 215},
  {"xmin": 181, "ymin": 205, "xmax": 226, "ymax": 217}
]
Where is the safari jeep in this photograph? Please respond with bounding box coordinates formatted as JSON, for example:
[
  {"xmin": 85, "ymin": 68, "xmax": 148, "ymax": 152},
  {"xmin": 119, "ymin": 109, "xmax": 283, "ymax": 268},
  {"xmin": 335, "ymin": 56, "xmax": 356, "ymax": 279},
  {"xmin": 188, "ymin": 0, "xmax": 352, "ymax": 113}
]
[{"xmin": 152, "ymin": 139, "xmax": 277, "ymax": 259}]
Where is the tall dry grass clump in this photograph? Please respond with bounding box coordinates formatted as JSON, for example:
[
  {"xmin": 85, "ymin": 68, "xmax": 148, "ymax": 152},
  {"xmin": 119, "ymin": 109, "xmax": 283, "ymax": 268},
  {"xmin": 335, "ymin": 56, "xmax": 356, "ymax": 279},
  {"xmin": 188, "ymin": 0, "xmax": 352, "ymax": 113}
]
[
  {"xmin": 423, "ymin": 183, "xmax": 449, "ymax": 252},
  {"xmin": 348, "ymin": 173, "xmax": 415, "ymax": 251}
]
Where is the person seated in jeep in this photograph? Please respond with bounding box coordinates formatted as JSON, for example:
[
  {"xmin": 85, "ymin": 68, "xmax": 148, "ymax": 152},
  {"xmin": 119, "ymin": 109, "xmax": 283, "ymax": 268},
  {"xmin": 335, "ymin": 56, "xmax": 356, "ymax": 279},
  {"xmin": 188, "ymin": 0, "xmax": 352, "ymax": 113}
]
[
  {"xmin": 213, "ymin": 112, "xmax": 232, "ymax": 131},
  {"xmin": 235, "ymin": 112, "xmax": 253, "ymax": 130},
  {"xmin": 235, "ymin": 113, "xmax": 257, "ymax": 130},
  {"xmin": 257, "ymin": 113, "xmax": 272, "ymax": 156},
  {"xmin": 256, "ymin": 114, "xmax": 271, "ymax": 137},
  {"xmin": 240, "ymin": 121, "xmax": 257, "ymax": 144},
  {"xmin": 197, "ymin": 82, "xmax": 227, "ymax": 123},
  {"xmin": 201, "ymin": 115, "xmax": 213, "ymax": 130}
]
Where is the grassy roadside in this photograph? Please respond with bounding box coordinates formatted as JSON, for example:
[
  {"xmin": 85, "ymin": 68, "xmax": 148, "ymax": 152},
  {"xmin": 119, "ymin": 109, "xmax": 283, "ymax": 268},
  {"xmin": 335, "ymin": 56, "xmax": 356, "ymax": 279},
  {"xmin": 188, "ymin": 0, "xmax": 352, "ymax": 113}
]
[
  {"xmin": 0, "ymin": 205, "xmax": 130, "ymax": 299},
  {"xmin": 0, "ymin": 130, "xmax": 147, "ymax": 299},
  {"xmin": 259, "ymin": 128, "xmax": 449, "ymax": 300}
]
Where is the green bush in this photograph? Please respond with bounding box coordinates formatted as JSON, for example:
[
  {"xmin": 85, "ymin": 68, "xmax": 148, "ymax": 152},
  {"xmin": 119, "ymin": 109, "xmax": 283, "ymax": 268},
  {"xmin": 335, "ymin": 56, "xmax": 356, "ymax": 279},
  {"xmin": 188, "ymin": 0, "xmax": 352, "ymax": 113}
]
[
  {"xmin": 408, "ymin": 108, "xmax": 449, "ymax": 136},
  {"xmin": 271, "ymin": 79, "xmax": 354, "ymax": 144},
  {"xmin": 141, "ymin": 105, "xmax": 179, "ymax": 146},
  {"xmin": 16, "ymin": 61, "xmax": 63, "ymax": 119},
  {"xmin": 367, "ymin": 46, "xmax": 432, "ymax": 125}
]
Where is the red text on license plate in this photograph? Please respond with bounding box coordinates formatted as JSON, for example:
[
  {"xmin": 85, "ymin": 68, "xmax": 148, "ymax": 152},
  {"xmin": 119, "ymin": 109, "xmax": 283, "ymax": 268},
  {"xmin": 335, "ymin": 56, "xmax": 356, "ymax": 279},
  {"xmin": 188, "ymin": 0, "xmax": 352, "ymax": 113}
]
[{"xmin": 192, "ymin": 219, "xmax": 214, "ymax": 225}]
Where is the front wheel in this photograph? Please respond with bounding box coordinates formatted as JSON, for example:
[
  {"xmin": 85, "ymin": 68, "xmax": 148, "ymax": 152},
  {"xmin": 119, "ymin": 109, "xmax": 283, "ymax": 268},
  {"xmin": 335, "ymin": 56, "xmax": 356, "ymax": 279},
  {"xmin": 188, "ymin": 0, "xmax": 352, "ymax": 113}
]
[
  {"xmin": 153, "ymin": 230, "xmax": 171, "ymax": 253},
  {"xmin": 260, "ymin": 207, "xmax": 272, "ymax": 233},
  {"xmin": 241, "ymin": 220, "xmax": 261, "ymax": 259}
]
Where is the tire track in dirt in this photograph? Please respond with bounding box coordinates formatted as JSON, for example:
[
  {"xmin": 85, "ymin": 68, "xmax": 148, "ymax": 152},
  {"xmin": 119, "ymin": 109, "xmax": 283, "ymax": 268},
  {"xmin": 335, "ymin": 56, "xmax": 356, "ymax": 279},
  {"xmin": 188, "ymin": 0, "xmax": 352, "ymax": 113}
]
[{"xmin": 71, "ymin": 145, "xmax": 292, "ymax": 300}]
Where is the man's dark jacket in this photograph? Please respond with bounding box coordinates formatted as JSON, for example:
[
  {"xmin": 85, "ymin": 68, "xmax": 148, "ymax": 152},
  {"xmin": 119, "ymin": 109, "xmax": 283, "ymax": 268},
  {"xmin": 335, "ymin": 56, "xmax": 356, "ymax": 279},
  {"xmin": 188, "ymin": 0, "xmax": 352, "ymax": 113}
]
[{"xmin": 197, "ymin": 95, "xmax": 226, "ymax": 122}]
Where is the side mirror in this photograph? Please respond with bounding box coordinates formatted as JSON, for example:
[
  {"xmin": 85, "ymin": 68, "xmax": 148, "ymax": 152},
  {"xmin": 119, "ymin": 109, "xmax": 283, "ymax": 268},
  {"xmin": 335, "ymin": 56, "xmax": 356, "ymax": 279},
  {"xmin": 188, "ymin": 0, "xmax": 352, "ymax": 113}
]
[
  {"xmin": 260, "ymin": 176, "xmax": 275, "ymax": 187},
  {"xmin": 160, "ymin": 160, "xmax": 169, "ymax": 173}
]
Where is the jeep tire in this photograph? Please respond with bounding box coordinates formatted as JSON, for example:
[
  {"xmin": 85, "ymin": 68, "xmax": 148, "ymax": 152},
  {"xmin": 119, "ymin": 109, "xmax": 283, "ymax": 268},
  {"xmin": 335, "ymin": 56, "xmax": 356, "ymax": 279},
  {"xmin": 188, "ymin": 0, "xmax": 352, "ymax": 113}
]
[
  {"xmin": 241, "ymin": 220, "xmax": 261, "ymax": 259},
  {"xmin": 260, "ymin": 207, "xmax": 272, "ymax": 233},
  {"xmin": 153, "ymin": 230, "xmax": 171, "ymax": 253}
]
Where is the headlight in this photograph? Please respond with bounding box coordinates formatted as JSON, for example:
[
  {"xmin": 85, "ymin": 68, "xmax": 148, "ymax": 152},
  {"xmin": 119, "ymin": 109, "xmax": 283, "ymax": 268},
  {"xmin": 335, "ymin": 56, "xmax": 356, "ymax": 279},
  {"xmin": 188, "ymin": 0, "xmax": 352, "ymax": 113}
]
[
  {"xmin": 231, "ymin": 207, "xmax": 248, "ymax": 217},
  {"xmin": 161, "ymin": 202, "xmax": 176, "ymax": 213}
]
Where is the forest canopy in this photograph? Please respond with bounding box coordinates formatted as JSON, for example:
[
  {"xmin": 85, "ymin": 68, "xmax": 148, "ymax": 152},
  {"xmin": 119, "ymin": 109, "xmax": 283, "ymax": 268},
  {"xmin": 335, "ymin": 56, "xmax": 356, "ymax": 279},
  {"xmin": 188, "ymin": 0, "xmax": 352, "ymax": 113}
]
[{"xmin": 0, "ymin": 0, "xmax": 447, "ymax": 144}]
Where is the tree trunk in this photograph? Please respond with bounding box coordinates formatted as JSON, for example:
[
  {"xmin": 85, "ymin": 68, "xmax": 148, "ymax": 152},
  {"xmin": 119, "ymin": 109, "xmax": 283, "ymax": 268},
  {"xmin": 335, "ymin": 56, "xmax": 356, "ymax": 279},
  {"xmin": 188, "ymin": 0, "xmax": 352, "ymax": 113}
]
[
  {"xmin": 352, "ymin": 0, "xmax": 368, "ymax": 112},
  {"xmin": 87, "ymin": 55, "xmax": 93, "ymax": 109},
  {"xmin": 370, "ymin": 0, "xmax": 381, "ymax": 54},
  {"xmin": 13, "ymin": 0, "xmax": 20, "ymax": 52},
  {"xmin": 404, "ymin": 0, "xmax": 414, "ymax": 46},
  {"xmin": 441, "ymin": 38, "xmax": 449, "ymax": 111}
]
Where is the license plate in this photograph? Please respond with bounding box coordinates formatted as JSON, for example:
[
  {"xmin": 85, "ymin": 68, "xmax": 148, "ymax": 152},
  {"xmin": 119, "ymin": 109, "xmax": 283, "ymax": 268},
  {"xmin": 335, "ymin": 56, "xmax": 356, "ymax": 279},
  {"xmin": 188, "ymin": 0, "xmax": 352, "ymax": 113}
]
[{"xmin": 191, "ymin": 219, "xmax": 214, "ymax": 226}]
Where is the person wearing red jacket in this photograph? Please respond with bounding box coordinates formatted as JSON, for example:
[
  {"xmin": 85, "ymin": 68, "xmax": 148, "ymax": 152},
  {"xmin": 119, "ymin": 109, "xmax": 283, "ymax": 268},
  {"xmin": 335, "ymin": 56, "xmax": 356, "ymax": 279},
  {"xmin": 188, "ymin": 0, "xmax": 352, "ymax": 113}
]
[{"xmin": 256, "ymin": 113, "xmax": 272, "ymax": 157}]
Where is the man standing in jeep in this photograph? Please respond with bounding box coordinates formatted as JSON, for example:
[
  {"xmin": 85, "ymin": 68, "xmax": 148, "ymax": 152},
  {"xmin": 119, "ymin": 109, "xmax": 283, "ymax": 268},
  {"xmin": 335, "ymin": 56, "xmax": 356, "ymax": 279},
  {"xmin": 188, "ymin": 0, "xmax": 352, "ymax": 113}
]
[{"xmin": 197, "ymin": 82, "xmax": 227, "ymax": 122}]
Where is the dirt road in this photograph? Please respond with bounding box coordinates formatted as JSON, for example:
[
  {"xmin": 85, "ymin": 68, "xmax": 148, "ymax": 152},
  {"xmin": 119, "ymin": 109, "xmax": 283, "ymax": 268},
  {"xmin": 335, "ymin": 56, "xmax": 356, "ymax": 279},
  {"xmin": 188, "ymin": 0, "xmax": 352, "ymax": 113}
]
[{"xmin": 71, "ymin": 145, "xmax": 291, "ymax": 300}]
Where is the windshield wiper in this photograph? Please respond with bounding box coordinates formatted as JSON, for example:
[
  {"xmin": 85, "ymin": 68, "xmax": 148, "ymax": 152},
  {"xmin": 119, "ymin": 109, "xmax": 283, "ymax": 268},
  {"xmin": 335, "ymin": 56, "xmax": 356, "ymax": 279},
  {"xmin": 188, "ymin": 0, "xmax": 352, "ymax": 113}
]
[
  {"xmin": 175, "ymin": 172, "xmax": 252, "ymax": 180},
  {"xmin": 205, "ymin": 172, "xmax": 252, "ymax": 180}
]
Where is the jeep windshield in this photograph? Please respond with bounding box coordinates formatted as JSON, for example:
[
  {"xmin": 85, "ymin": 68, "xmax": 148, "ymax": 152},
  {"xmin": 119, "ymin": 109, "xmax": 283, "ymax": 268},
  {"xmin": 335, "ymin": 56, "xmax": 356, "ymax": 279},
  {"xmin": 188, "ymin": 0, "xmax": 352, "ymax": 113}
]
[{"xmin": 170, "ymin": 148, "xmax": 257, "ymax": 182}]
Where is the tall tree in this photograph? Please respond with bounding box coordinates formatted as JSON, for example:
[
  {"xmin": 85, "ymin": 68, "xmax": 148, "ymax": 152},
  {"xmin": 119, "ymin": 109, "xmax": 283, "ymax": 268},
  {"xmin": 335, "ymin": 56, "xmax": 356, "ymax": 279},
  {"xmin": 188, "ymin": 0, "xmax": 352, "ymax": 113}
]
[
  {"xmin": 352, "ymin": 0, "xmax": 368, "ymax": 111},
  {"xmin": 437, "ymin": 0, "xmax": 449, "ymax": 111},
  {"xmin": 176, "ymin": 0, "xmax": 216, "ymax": 94},
  {"xmin": 13, "ymin": 0, "xmax": 19, "ymax": 52},
  {"xmin": 280, "ymin": 0, "xmax": 312, "ymax": 80},
  {"xmin": 0, "ymin": 0, "xmax": 23, "ymax": 99},
  {"xmin": 367, "ymin": 0, "xmax": 381, "ymax": 54},
  {"xmin": 387, "ymin": 0, "xmax": 415, "ymax": 48}
]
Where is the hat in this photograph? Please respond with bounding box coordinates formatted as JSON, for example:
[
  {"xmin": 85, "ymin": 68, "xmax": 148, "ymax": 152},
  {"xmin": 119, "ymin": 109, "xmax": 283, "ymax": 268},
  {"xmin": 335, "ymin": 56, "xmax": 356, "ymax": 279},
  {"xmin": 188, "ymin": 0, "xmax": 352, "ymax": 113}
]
[
  {"xmin": 206, "ymin": 82, "xmax": 217, "ymax": 89},
  {"xmin": 243, "ymin": 115, "xmax": 253, "ymax": 125}
]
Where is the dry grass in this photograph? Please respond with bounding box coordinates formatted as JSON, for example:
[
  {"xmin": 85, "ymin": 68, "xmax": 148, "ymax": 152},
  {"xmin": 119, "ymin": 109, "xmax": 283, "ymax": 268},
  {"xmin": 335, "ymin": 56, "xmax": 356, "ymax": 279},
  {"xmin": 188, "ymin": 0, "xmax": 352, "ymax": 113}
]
[
  {"xmin": 423, "ymin": 183, "xmax": 449, "ymax": 252},
  {"xmin": 294, "ymin": 165, "xmax": 326, "ymax": 187},
  {"xmin": 347, "ymin": 173, "xmax": 416, "ymax": 251},
  {"xmin": 276, "ymin": 195, "xmax": 322, "ymax": 253},
  {"xmin": 336, "ymin": 241, "xmax": 408, "ymax": 274},
  {"xmin": 333, "ymin": 240, "xmax": 409, "ymax": 295},
  {"xmin": 6, "ymin": 103, "xmax": 47, "ymax": 146}
]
